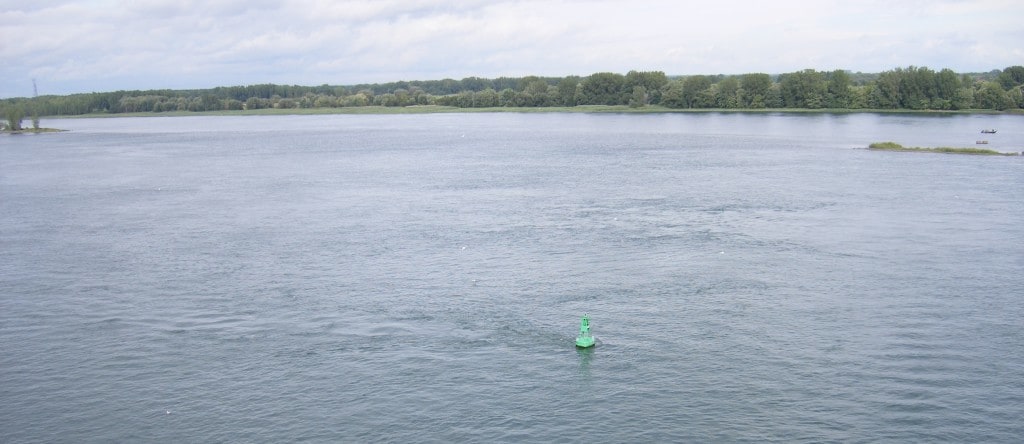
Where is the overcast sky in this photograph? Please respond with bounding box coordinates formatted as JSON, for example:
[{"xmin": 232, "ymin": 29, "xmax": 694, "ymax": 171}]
[{"xmin": 2, "ymin": 0, "xmax": 1022, "ymax": 98}]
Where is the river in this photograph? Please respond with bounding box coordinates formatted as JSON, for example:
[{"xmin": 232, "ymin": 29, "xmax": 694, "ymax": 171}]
[{"xmin": 2, "ymin": 112, "xmax": 1022, "ymax": 442}]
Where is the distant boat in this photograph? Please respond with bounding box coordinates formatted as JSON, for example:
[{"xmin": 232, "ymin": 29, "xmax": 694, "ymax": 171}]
[
  {"xmin": 981, "ymin": 129, "xmax": 997, "ymax": 134},
  {"xmin": 976, "ymin": 140, "xmax": 989, "ymax": 144}
]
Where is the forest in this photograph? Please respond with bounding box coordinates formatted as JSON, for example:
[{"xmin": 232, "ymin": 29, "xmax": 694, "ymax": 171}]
[{"xmin": 3, "ymin": 66, "xmax": 1024, "ymax": 123}]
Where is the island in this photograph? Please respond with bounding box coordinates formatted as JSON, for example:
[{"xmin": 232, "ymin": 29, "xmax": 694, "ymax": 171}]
[
  {"xmin": 1, "ymin": 126, "xmax": 64, "ymax": 134},
  {"xmin": 1, "ymin": 110, "xmax": 63, "ymax": 133},
  {"xmin": 868, "ymin": 142, "xmax": 1021, "ymax": 156}
]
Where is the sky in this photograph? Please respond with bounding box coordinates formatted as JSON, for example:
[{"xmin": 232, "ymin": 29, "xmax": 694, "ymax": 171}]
[{"xmin": 1, "ymin": 0, "xmax": 1022, "ymax": 98}]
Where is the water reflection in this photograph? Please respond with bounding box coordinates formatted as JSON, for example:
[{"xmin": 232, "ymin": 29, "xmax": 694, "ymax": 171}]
[{"xmin": 576, "ymin": 344, "xmax": 594, "ymax": 378}]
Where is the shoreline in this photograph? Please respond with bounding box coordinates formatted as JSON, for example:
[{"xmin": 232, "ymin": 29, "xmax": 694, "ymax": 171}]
[{"xmin": 45, "ymin": 105, "xmax": 1022, "ymax": 119}]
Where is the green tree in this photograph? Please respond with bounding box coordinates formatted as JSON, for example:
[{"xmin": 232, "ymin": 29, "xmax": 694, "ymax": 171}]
[
  {"xmin": 975, "ymin": 81, "xmax": 1011, "ymax": 110},
  {"xmin": 474, "ymin": 88, "xmax": 499, "ymax": 107},
  {"xmin": 579, "ymin": 72, "xmax": 625, "ymax": 105},
  {"xmin": 518, "ymin": 76, "xmax": 542, "ymax": 92},
  {"xmin": 409, "ymin": 86, "xmax": 430, "ymax": 105},
  {"xmin": 896, "ymin": 66, "xmax": 937, "ymax": 109},
  {"xmin": 498, "ymin": 88, "xmax": 516, "ymax": 107},
  {"xmin": 556, "ymin": 77, "xmax": 579, "ymax": 106},
  {"xmin": 628, "ymin": 86, "xmax": 648, "ymax": 108},
  {"xmin": 200, "ymin": 94, "xmax": 220, "ymax": 111},
  {"xmin": 522, "ymin": 79, "xmax": 550, "ymax": 106},
  {"xmin": 953, "ymin": 84, "xmax": 974, "ymax": 110},
  {"xmin": 740, "ymin": 73, "xmax": 771, "ymax": 108},
  {"xmin": 929, "ymin": 68, "xmax": 960, "ymax": 109},
  {"xmin": 849, "ymin": 85, "xmax": 870, "ymax": 109},
  {"xmin": 1007, "ymin": 86, "xmax": 1024, "ymax": 109},
  {"xmin": 460, "ymin": 77, "xmax": 489, "ymax": 92},
  {"xmin": 624, "ymin": 71, "xmax": 667, "ymax": 104},
  {"xmin": 997, "ymin": 65, "xmax": 1024, "ymax": 89},
  {"xmin": 454, "ymin": 91, "xmax": 474, "ymax": 107},
  {"xmin": 342, "ymin": 93, "xmax": 369, "ymax": 107},
  {"xmin": 869, "ymin": 70, "xmax": 901, "ymax": 108},
  {"xmin": 277, "ymin": 97, "xmax": 297, "ymax": 108},
  {"xmin": 313, "ymin": 94, "xmax": 338, "ymax": 108},
  {"xmin": 492, "ymin": 77, "xmax": 519, "ymax": 92},
  {"xmin": 393, "ymin": 89, "xmax": 411, "ymax": 106},
  {"xmin": 4, "ymin": 106, "xmax": 24, "ymax": 130},
  {"xmin": 826, "ymin": 70, "xmax": 851, "ymax": 108},
  {"xmin": 681, "ymin": 75, "xmax": 712, "ymax": 108},
  {"xmin": 765, "ymin": 83, "xmax": 784, "ymax": 108},
  {"xmin": 659, "ymin": 79, "xmax": 685, "ymax": 108},
  {"xmin": 379, "ymin": 90, "xmax": 399, "ymax": 106},
  {"xmin": 779, "ymin": 69, "xmax": 826, "ymax": 108},
  {"xmin": 715, "ymin": 77, "xmax": 739, "ymax": 108},
  {"xmin": 935, "ymin": 69, "xmax": 960, "ymax": 99}
]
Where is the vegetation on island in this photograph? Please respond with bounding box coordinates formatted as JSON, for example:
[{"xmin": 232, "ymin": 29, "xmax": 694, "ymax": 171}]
[
  {"xmin": 2, "ymin": 66, "xmax": 1024, "ymax": 118},
  {"xmin": 868, "ymin": 142, "xmax": 1020, "ymax": 156},
  {"xmin": 1, "ymin": 103, "xmax": 62, "ymax": 133},
  {"xmin": 3, "ymin": 105, "xmax": 25, "ymax": 130}
]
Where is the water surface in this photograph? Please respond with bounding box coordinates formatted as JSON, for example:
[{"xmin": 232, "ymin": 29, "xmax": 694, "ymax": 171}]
[{"xmin": 2, "ymin": 113, "xmax": 1023, "ymax": 442}]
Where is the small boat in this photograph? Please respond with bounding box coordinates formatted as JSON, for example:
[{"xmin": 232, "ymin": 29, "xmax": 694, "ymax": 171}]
[
  {"xmin": 976, "ymin": 140, "xmax": 989, "ymax": 144},
  {"xmin": 981, "ymin": 129, "xmax": 997, "ymax": 134}
]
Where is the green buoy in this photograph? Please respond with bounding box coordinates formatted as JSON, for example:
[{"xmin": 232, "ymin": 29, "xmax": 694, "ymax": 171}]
[{"xmin": 575, "ymin": 314, "xmax": 595, "ymax": 348}]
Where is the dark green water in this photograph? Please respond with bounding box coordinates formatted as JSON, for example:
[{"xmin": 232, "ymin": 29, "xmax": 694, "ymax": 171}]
[{"xmin": 2, "ymin": 113, "xmax": 1022, "ymax": 442}]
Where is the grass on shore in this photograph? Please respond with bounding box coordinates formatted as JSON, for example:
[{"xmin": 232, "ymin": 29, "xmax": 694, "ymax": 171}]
[{"xmin": 868, "ymin": 142, "xmax": 1020, "ymax": 156}]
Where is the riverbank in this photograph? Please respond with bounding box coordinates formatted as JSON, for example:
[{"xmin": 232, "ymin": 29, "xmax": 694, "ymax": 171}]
[
  {"xmin": 47, "ymin": 105, "xmax": 1021, "ymax": 118},
  {"xmin": 868, "ymin": 142, "xmax": 1020, "ymax": 156}
]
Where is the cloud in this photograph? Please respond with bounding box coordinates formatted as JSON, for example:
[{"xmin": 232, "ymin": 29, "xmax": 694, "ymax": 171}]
[{"xmin": 1, "ymin": 0, "xmax": 1021, "ymax": 97}]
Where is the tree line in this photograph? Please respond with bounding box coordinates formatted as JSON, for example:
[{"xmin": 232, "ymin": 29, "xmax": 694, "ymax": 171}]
[{"xmin": 4, "ymin": 66, "xmax": 1023, "ymax": 121}]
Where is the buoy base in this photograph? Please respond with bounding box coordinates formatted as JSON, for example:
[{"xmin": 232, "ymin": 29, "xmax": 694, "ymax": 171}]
[{"xmin": 575, "ymin": 336, "xmax": 595, "ymax": 348}]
